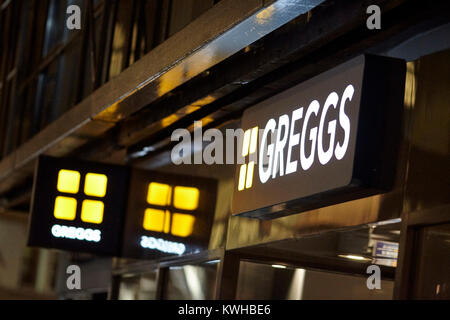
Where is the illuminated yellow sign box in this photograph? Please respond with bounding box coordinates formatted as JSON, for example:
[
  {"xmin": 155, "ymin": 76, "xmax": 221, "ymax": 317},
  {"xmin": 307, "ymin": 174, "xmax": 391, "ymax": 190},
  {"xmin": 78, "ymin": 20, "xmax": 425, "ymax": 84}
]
[
  {"xmin": 28, "ymin": 156, "xmax": 129, "ymax": 256},
  {"xmin": 28, "ymin": 156, "xmax": 218, "ymax": 258},
  {"xmin": 121, "ymin": 169, "xmax": 217, "ymax": 259},
  {"xmin": 144, "ymin": 183, "xmax": 199, "ymax": 237}
]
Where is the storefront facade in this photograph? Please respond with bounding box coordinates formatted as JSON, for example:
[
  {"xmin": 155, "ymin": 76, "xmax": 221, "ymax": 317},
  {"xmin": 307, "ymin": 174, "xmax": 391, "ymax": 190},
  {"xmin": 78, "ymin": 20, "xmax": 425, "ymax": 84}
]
[
  {"xmin": 59, "ymin": 29, "xmax": 449, "ymax": 301},
  {"xmin": 0, "ymin": 0, "xmax": 449, "ymax": 300}
]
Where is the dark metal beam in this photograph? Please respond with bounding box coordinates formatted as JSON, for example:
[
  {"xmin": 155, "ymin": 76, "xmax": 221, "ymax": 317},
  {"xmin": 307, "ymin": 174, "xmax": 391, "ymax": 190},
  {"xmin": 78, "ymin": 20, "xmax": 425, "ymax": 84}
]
[
  {"xmin": 96, "ymin": 0, "xmax": 111, "ymax": 89},
  {"xmin": 87, "ymin": 0, "xmax": 98, "ymax": 88},
  {"xmin": 0, "ymin": 0, "xmax": 269, "ymax": 198}
]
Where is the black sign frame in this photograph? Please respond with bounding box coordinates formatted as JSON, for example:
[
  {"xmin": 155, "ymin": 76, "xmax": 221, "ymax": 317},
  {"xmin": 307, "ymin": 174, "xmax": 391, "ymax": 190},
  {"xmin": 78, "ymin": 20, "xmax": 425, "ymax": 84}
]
[
  {"xmin": 232, "ymin": 54, "xmax": 406, "ymax": 219},
  {"xmin": 27, "ymin": 155, "xmax": 130, "ymax": 256},
  {"xmin": 121, "ymin": 169, "xmax": 217, "ymax": 260}
]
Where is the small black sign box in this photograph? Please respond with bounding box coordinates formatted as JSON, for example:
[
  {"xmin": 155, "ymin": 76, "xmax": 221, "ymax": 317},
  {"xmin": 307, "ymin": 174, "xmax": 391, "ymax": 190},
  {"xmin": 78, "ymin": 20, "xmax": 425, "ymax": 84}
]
[
  {"xmin": 27, "ymin": 156, "xmax": 218, "ymax": 258},
  {"xmin": 232, "ymin": 54, "xmax": 405, "ymax": 219},
  {"xmin": 121, "ymin": 169, "xmax": 217, "ymax": 260},
  {"xmin": 28, "ymin": 155, "xmax": 129, "ymax": 256}
]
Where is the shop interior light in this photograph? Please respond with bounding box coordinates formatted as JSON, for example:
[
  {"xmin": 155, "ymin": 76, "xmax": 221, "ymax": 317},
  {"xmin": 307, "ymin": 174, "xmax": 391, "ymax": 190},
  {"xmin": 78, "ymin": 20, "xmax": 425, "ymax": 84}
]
[
  {"xmin": 169, "ymin": 266, "xmax": 184, "ymax": 270},
  {"xmin": 368, "ymin": 218, "xmax": 402, "ymax": 228},
  {"xmin": 272, "ymin": 264, "xmax": 287, "ymax": 269},
  {"xmin": 338, "ymin": 254, "xmax": 372, "ymax": 261}
]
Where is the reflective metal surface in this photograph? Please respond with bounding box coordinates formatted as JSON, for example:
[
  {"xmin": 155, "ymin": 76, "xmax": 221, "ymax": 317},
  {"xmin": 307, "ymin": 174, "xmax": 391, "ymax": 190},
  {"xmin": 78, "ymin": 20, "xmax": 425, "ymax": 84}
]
[
  {"xmin": 403, "ymin": 50, "xmax": 450, "ymax": 215},
  {"xmin": 226, "ymin": 191, "xmax": 405, "ymax": 249},
  {"xmin": 393, "ymin": 49, "xmax": 450, "ymax": 299},
  {"xmin": 117, "ymin": 271, "xmax": 158, "ymax": 300},
  {"xmin": 236, "ymin": 261, "xmax": 394, "ymax": 300},
  {"xmin": 413, "ymin": 224, "xmax": 450, "ymax": 299},
  {"xmin": 163, "ymin": 261, "xmax": 219, "ymax": 300}
]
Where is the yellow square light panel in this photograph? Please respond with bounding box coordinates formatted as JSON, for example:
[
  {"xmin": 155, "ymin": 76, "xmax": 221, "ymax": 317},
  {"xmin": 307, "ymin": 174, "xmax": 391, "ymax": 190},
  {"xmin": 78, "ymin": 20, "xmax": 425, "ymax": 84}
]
[
  {"xmin": 147, "ymin": 183, "xmax": 172, "ymax": 206},
  {"xmin": 57, "ymin": 170, "xmax": 80, "ymax": 194},
  {"xmin": 54, "ymin": 196, "xmax": 77, "ymax": 221},
  {"xmin": 81, "ymin": 200, "xmax": 104, "ymax": 224},
  {"xmin": 143, "ymin": 208, "xmax": 165, "ymax": 232},
  {"xmin": 173, "ymin": 186, "xmax": 199, "ymax": 210},
  {"xmin": 84, "ymin": 173, "xmax": 108, "ymax": 197},
  {"xmin": 171, "ymin": 213, "xmax": 195, "ymax": 237}
]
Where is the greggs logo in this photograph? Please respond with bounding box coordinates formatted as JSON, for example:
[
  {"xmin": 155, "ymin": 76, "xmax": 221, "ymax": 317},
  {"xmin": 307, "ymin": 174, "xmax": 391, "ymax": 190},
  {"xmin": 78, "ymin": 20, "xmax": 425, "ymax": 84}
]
[
  {"xmin": 233, "ymin": 55, "xmax": 406, "ymax": 219},
  {"xmin": 142, "ymin": 182, "xmax": 199, "ymax": 238},
  {"xmin": 50, "ymin": 169, "xmax": 109, "ymax": 242},
  {"xmin": 238, "ymin": 127, "xmax": 259, "ymax": 191},
  {"xmin": 238, "ymin": 84, "xmax": 354, "ymax": 190},
  {"xmin": 53, "ymin": 169, "xmax": 108, "ymax": 224},
  {"xmin": 122, "ymin": 167, "xmax": 217, "ymax": 259}
]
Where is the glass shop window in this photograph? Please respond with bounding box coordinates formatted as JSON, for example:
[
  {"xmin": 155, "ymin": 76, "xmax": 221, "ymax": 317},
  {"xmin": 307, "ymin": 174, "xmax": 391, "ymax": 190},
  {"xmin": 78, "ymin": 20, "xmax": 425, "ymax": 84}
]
[
  {"xmin": 413, "ymin": 223, "xmax": 450, "ymax": 299},
  {"xmin": 118, "ymin": 271, "xmax": 158, "ymax": 300},
  {"xmin": 163, "ymin": 261, "xmax": 219, "ymax": 300},
  {"xmin": 236, "ymin": 261, "xmax": 394, "ymax": 300}
]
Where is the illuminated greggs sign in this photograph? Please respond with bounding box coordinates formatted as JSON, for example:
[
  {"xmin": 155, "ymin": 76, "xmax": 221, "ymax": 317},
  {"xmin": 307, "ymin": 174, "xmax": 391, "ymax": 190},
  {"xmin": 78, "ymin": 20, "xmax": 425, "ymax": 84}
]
[
  {"xmin": 28, "ymin": 156, "xmax": 129, "ymax": 256},
  {"xmin": 28, "ymin": 157, "xmax": 217, "ymax": 258},
  {"xmin": 121, "ymin": 169, "xmax": 217, "ymax": 259},
  {"xmin": 232, "ymin": 55, "xmax": 405, "ymax": 219}
]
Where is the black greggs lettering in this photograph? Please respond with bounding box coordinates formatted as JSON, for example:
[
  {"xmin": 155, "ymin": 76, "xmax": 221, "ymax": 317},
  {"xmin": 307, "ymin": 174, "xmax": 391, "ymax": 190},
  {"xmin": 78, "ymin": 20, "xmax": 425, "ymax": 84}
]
[{"xmin": 232, "ymin": 55, "xmax": 406, "ymax": 219}]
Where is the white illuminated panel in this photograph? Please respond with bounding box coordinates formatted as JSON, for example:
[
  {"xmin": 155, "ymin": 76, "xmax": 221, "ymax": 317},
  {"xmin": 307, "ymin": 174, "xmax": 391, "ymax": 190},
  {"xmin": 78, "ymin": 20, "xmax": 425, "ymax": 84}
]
[
  {"xmin": 140, "ymin": 236, "xmax": 186, "ymax": 255},
  {"xmin": 51, "ymin": 224, "xmax": 101, "ymax": 243}
]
